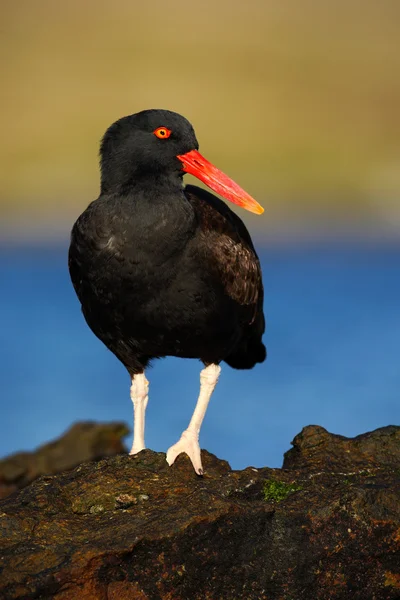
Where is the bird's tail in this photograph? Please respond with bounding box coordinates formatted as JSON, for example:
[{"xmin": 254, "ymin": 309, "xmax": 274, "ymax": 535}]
[{"xmin": 224, "ymin": 338, "xmax": 267, "ymax": 370}]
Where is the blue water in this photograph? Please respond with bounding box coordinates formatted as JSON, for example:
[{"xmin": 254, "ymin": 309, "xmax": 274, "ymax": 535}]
[{"xmin": 0, "ymin": 243, "xmax": 399, "ymax": 469}]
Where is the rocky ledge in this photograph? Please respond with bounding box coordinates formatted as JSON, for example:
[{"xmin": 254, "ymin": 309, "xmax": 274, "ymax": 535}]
[
  {"xmin": 0, "ymin": 425, "xmax": 399, "ymax": 599},
  {"xmin": 0, "ymin": 422, "xmax": 129, "ymax": 500}
]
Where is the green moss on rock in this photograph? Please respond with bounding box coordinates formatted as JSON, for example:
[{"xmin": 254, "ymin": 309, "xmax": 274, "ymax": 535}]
[{"xmin": 263, "ymin": 480, "xmax": 302, "ymax": 503}]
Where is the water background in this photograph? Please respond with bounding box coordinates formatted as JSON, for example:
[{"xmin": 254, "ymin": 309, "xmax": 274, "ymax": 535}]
[{"xmin": 1, "ymin": 242, "xmax": 399, "ymax": 469}]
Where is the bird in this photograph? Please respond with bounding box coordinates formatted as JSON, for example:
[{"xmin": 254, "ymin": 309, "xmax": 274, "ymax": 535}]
[{"xmin": 68, "ymin": 109, "xmax": 266, "ymax": 475}]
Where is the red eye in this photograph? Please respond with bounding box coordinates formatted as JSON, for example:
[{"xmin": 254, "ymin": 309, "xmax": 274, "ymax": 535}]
[{"xmin": 154, "ymin": 127, "xmax": 172, "ymax": 139}]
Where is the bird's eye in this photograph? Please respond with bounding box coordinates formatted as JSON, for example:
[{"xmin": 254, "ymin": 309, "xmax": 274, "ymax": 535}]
[{"xmin": 154, "ymin": 127, "xmax": 172, "ymax": 139}]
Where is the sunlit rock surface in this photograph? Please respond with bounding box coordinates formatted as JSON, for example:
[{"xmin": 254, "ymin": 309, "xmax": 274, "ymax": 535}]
[{"xmin": 0, "ymin": 425, "xmax": 399, "ymax": 599}]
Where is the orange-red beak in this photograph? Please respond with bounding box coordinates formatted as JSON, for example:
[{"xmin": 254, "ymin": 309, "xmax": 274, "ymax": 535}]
[{"xmin": 177, "ymin": 150, "xmax": 264, "ymax": 215}]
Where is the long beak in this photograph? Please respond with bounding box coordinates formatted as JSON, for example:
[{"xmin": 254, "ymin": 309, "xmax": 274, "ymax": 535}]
[{"xmin": 177, "ymin": 149, "xmax": 264, "ymax": 215}]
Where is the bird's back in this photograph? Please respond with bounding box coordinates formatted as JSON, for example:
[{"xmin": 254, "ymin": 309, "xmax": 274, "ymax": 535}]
[{"xmin": 184, "ymin": 185, "xmax": 266, "ymax": 369}]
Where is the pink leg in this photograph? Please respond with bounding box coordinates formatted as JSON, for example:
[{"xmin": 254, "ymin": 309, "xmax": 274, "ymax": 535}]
[
  {"xmin": 129, "ymin": 373, "xmax": 149, "ymax": 455},
  {"xmin": 166, "ymin": 364, "xmax": 221, "ymax": 475}
]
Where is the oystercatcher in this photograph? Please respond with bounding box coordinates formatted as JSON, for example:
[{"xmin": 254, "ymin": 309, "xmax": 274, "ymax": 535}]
[{"xmin": 69, "ymin": 109, "xmax": 266, "ymax": 474}]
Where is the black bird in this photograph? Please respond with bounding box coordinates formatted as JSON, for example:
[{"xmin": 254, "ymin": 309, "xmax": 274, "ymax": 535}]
[{"xmin": 68, "ymin": 109, "xmax": 266, "ymax": 474}]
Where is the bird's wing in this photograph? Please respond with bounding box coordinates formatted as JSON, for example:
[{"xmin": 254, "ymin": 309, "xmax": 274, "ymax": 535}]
[{"xmin": 184, "ymin": 184, "xmax": 263, "ymax": 318}]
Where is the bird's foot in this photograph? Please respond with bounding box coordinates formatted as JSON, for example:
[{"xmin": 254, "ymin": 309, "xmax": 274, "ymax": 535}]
[
  {"xmin": 166, "ymin": 430, "xmax": 203, "ymax": 475},
  {"xmin": 129, "ymin": 443, "xmax": 145, "ymax": 456}
]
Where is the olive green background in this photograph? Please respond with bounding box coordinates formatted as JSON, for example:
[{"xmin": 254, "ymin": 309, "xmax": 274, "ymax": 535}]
[{"xmin": 2, "ymin": 0, "xmax": 399, "ymax": 239}]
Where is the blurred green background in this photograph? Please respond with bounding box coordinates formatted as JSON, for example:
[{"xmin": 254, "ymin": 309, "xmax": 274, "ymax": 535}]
[{"xmin": 2, "ymin": 0, "xmax": 400, "ymax": 241}]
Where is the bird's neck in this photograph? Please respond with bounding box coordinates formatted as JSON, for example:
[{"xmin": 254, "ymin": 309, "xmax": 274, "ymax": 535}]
[
  {"xmin": 97, "ymin": 174, "xmax": 196, "ymax": 254},
  {"xmin": 100, "ymin": 164, "xmax": 184, "ymax": 198}
]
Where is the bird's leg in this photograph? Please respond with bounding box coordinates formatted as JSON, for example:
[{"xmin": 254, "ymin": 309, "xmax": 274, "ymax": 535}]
[
  {"xmin": 129, "ymin": 372, "xmax": 149, "ymax": 455},
  {"xmin": 166, "ymin": 363, "xmax": 221, "ymax": 475}
]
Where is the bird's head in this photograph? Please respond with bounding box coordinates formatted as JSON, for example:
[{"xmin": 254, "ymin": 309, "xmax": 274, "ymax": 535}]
[{"xmin": 100, "ymin": 109, "xmax": 264, "ymax": 215}]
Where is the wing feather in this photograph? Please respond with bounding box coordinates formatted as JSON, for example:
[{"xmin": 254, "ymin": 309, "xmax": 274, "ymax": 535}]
[{"xmin": 185, "ymin": 184, "xmax": 263, "ymax": 322}]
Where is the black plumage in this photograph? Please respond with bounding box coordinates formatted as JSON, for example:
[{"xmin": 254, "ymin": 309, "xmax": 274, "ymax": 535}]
[{"xmin": 68, "ymin": 109, "xmax": 266, "ymax": 474}]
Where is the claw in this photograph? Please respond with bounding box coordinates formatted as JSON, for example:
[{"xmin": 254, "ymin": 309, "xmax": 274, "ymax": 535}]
[{"xmin": 166, "ymin": 430, "xmax": 204, "ymax": 475}]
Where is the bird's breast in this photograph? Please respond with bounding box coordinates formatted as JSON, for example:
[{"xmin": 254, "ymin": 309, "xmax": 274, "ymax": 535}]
[{"xmin": 69, "ymin": 195, "xmax": 201, "ymax": 304}]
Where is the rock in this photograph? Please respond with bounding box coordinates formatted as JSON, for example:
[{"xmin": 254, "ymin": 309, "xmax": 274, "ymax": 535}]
[
  {"xmin": 0, "ymin": 425, "xmax": 399, "ymax": 599},
  {"xmin": 0, "ymin": 421, "xmax": 129, "ymax": 499},
  {"xmin": 283, "ymin": 424, "xmax": 400, "ymax": 471}
]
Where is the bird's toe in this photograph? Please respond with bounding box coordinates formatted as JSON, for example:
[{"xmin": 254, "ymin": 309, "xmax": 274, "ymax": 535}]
[
  {"xmin": 129, "ymin": 444, "xmax": 146, "ymax": 456},
  {"xmin": 166, "ymin": 430, "xmax": 203, "ymax": 475}
]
